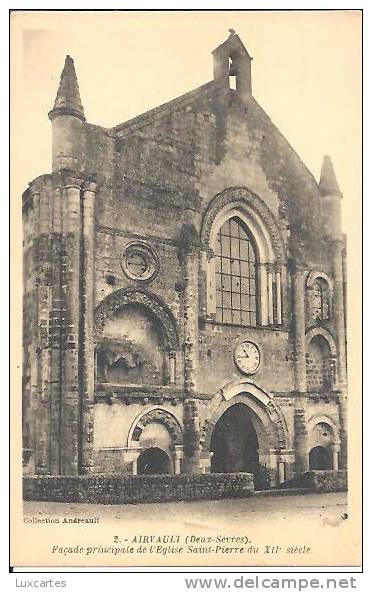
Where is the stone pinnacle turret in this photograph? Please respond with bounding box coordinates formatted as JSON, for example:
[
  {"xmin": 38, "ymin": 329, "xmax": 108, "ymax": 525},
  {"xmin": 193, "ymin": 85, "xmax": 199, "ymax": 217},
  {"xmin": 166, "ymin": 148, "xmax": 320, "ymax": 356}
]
[
  {"xmin": 319, "ymin": 155, "xmax": 341, "ymax": 197},
  {"xmin": 319, "ymin": 155, "xmax": 343, "ymax": 238},
  {"xmin": 48, "ymin": 55, "xmax": 86, "ymax": 172},
  {"xmin": 49, "ymin": 55, "xmax": 85, "ymax": 122}
]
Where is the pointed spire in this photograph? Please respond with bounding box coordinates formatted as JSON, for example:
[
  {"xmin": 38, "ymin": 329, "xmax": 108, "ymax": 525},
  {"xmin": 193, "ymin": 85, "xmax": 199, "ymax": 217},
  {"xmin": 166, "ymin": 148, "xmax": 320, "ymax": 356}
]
[
  {"xmin": 48, "ymin": 55, "xmax": 85, "ymax": 122},
  {"xmin": 319, "ymin": 155, "xmax": 341, "ymax": 197}
]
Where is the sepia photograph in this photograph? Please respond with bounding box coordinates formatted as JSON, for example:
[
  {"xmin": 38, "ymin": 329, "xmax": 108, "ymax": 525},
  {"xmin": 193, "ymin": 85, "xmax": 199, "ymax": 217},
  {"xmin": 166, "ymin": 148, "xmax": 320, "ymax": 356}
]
[{"xmin": 10, "ymin": 9, "xmax": 362, "ymax": 569}]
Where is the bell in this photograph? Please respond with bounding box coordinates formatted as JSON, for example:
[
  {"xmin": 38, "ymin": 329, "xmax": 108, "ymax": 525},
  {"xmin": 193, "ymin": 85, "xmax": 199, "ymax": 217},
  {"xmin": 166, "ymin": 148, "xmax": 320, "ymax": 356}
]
[
  {"xmin": 229, "ymin": 57, "xmax": 237, "ymax": 77},
  {"xmin": 229, "ymin": 64, "xmax": 237, "ymax": 77}
]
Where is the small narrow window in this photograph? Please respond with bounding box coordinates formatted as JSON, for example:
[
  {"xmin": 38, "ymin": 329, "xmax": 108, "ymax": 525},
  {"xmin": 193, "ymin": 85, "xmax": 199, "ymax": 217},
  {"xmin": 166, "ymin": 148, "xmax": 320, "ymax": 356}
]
[
  {"xmin": 312, "ymin": 283, "xmax": 323, "ymax": 320},
  {"xmin": 311, "ymin": 279, "xmax": 330, "ymax": 321}
]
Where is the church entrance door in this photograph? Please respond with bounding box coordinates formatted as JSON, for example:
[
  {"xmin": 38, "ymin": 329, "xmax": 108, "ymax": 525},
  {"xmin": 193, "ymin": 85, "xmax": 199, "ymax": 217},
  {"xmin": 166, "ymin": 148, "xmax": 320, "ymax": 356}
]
[{"xmin": 210, "ymin": 403, "xmax": 260, "ymax": 479}]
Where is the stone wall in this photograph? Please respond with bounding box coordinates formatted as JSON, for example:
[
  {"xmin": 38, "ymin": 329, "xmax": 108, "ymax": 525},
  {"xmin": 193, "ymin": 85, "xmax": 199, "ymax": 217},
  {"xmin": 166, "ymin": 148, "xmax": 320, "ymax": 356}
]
[
  {"xmin": 23, "ymin": 472, "xmax": 254, "ymax": 504},
  {"xmin": 287, "ymin": 470, "xmax": 347, "ymax": 492},
  {"xmin": 197, "ymin": 325, "xmax": 294, "ymax": 395}
]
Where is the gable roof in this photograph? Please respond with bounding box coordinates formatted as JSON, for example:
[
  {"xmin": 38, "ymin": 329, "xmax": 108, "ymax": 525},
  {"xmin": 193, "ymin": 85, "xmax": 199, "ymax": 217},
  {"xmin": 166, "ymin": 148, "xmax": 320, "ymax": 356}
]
[
  {"xmin": 212, "ymin": 31, "xmax": 252, "ymax": 59},
  {"xmin": 113, "ymin": 80, "xmax": 218, "ymax": 136}
]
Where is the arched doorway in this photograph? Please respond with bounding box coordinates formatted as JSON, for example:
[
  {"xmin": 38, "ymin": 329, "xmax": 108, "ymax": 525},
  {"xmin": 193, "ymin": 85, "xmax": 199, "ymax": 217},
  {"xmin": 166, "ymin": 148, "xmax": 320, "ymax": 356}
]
[
  {"xmin": 309, "ymin": 446, "xmax": 332, "ymax": 470},
  {"xmin": 202, "ymin": 387, "xmax": 291, "ymax": 488},
  {"xmin": 308, "ymin": 418, "xmax": 337, "ymax": 470},
  {"xmin": 210, "ymin": 403, "xmax": 260, "ymax": 477},
  {"xmin": 137, "ymin": 447, "xmax": 171, "ymax": 475}
]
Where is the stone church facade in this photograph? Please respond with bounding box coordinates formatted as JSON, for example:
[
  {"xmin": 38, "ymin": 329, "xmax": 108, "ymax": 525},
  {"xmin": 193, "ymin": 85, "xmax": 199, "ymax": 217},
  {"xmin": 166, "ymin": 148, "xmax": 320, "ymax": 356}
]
[{"xmin": 22, "ymin": 32, "xmax": 347, "ymax": 487}]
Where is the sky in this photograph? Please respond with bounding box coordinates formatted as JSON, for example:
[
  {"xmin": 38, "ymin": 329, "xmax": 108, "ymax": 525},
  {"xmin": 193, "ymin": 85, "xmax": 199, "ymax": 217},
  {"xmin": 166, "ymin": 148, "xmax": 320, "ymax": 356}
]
[{"xmin": 11, "ymin": 10, "xmax": 361, "ymax": 233}]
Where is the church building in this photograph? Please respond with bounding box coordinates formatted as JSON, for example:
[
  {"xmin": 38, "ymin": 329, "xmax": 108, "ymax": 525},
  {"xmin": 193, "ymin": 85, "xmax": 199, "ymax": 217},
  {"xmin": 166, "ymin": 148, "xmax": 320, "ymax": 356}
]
[{"xmin": 22, "ymin": 31, "xmax": 347, "ymax": 488}]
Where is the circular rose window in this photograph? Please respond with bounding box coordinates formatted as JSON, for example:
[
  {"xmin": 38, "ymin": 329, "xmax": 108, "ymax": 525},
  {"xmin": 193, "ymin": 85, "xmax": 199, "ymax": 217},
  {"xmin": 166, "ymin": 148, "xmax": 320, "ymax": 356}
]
[{"xmin": 121, "ymin": 242, "xmax": 158, "ymax": 281}]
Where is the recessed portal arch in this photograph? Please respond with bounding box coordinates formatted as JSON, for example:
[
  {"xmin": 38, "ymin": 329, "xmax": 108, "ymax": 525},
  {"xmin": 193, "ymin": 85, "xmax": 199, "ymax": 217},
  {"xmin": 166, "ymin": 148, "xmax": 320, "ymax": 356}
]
[
  {"xmin": 201, "ymin": 381, "xmax": 290, "ymax": 452},
  {"xmin": 201, "ymin": 384, "xmax": 292, "ymax": 488},
  {"xmin": 210, "ymin": 403, "xmax": 261, "ymax": 474}
]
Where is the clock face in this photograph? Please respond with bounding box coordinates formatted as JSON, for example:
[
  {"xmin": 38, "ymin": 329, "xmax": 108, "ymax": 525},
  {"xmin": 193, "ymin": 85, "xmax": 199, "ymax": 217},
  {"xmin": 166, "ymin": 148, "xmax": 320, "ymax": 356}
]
[{"xmin": 234, "ymin": 341, "xmax": 260, "ymax": 375}]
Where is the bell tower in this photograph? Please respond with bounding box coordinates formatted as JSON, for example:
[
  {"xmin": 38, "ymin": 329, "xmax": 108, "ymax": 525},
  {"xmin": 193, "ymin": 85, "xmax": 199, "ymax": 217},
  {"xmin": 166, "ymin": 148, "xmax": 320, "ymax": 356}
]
[{"xmin": 212, "ymin": 29, "xmax": 253, "ymax": 98}]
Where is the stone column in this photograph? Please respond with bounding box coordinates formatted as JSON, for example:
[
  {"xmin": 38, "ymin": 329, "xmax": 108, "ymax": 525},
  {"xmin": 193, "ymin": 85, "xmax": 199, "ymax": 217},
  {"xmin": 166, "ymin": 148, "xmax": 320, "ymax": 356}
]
[
  {"xmin": 258, "ymin": 263, "xmax": 268, "ymax": 325},
  {"xmin": 332, "ymin": 239, "xmax": 348, "ymax": 469},
  {"xmin": 292, "ymin": 264, "xmax": 309, "ymax": 474},
  {"xmin": 332, "ymin": 240, "xmax": 347, "ymax": 386},
  {"xmin": 204, "ymin": 250, "xmax": 216, "ymax": 318},
  {"xmin": 278, "ymin": 461, "xmax": 286, "ymax": 484},
  {"xmin": 80, "ymin": 180, "xmax": 97, "ymax": 474},
  {"xmin": 169, "ymin": 354, "xmax": 176, "ymax": 384},
  {"xmin": 32, "ymin": 182, "xmax": 53, "ymax": 475},
  {"xmin": 23, "ymin": 185, "xmax": 38, "ymax": 473},
  {"xmin": 183, "ymin": 399, "xmax": 201, "ymax": 474},
  {"xmin": 27, "ymin": 184, "xmax": 40, "ymax": 473},
  {"xmin": 275, "ymin": 264, "xmax": 282, "ymax": 325},
  {"xmin": 267, "ymin": 264, "xmax": 274, "ymax": 325},
  {"xmin": 49, "ymin": 178, "xmax": 64, "ymax": 474},
  {"xmin": 332, "ymin": 442, "xmax": 340, "ymax": 471},
  {"xmin": 338, "ymin": 396, "xmax": 348, "ymax": 470},
  {"xmin": 181, "ymin": 229, "xmax": 201, "ymax": 474},
  {"xmin": 183, "ymin": 246, "xmax": 198, "ymax": 394},
  {"xmin": 61, "ymin": 175, "xmax": 83, "ymax": 475},
  {"xmin": 173, "ymin": 445, "xmax": 184, "ymax": 475}
]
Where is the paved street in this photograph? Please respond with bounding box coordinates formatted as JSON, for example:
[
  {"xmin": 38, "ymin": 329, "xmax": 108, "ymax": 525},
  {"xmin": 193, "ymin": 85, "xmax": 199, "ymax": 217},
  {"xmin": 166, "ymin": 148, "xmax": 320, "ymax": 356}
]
[{"xmin": 24, "ymin": 492, "xmax": 347, "ymax": 530}]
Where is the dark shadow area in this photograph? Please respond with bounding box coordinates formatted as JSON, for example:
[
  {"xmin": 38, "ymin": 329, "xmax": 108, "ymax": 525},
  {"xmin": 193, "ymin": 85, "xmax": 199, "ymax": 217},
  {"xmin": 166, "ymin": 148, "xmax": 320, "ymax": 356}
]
[
  {"xmin": 309, "ymin": 445, "xmax": 332, "ymax": 470},
  {"xmin": 137, "ymin": 447, "xmax": 171, "ymax": 475},
  {"xmin": 210, "ymin": 403, "xmax": 259, "ymax": 477}
]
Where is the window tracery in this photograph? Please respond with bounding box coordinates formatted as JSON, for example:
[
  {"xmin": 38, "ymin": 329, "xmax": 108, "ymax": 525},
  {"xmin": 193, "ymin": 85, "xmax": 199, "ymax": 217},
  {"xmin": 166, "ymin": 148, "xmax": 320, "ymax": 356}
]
[{"xmin": 214, "ymin": 216, "xmax": 257, "ymax": 326}]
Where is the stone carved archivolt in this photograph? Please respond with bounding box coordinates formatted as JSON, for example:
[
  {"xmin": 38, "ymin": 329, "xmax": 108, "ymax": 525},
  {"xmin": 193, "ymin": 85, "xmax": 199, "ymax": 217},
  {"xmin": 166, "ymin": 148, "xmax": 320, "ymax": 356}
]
[
  {"xmin": 306, "ymin": 270, "xmax": 333, "ymax": 291},
  {"xmin": 200, "ymin": 186, "xmax": 286, "ymax": 263},
  {"xmin": 305, "ymin": 327, "xmax": 337, "ymax": 356},
  {"xmin": 95, "ymin": 288, "xmax": 179, "ymax": 350},
  {"xmin": 265, "ymin": 400, "xmax": 289, "ymax": 449},
  {"xmin": 128, "ymin": 408, "xmax": 183, "ymax": 447},
  {"xmin": 308, "ymin": 414, "xmax": 339, "ymax": 441},
  {"xmin": 200, "ymin": 391, "xmax": 290, "ymax": 453}
]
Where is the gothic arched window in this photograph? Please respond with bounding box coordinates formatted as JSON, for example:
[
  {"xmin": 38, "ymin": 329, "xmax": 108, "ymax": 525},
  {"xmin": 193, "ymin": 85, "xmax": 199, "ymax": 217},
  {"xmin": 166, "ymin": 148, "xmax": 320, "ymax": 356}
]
[{"xmin": 215, "ymin": 217, "xmax": 257, "ymax": 326}]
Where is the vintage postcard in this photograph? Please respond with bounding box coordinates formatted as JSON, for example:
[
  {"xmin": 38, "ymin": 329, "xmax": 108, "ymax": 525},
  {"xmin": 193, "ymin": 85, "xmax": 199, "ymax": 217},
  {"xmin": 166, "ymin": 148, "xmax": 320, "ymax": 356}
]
[{"xmin": 10, "ymin": 10, "xmax": 362, "ymax": 568}]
